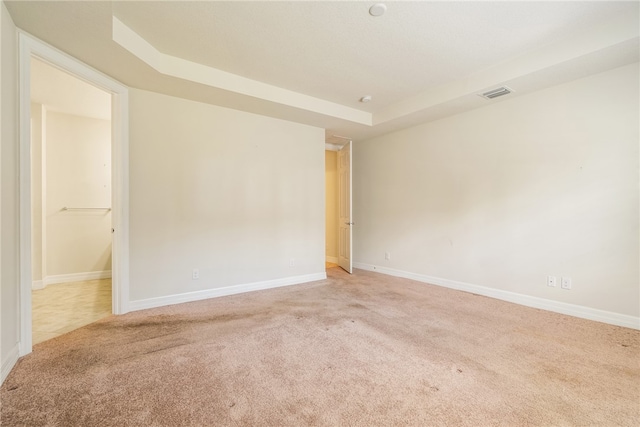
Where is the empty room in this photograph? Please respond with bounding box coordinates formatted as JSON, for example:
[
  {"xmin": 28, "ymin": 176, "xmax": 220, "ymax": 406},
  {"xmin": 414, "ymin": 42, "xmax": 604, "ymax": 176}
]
[{"xmin": 1, "ymin": 1, "xmax": 638, "ymax": 426}]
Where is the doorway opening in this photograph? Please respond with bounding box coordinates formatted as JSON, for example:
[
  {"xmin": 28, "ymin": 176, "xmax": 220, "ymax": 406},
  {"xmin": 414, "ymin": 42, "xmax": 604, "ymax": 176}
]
[
  {"xmin": 325, "ymin": 140, "xmax": 352, "ymax": 274},
  {"xmin": 29, "ymin": 57, "xmax": 113, "ymax": 345},
  {"xmin": 19, "ymin": 32, "xmax": 130, "ymax": 356}
]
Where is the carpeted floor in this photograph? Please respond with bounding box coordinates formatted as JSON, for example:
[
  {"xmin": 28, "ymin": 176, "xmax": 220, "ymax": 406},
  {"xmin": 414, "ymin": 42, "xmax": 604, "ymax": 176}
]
[{"xmin": 1, "ymin": 268, "xmax": 639, "ymax": 426}]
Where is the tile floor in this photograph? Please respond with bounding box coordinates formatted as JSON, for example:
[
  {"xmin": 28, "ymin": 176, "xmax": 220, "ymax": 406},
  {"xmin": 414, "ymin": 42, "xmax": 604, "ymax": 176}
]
[{"xmin": 32, "ymin": 279, "xmax": 112, "ymax": 345}]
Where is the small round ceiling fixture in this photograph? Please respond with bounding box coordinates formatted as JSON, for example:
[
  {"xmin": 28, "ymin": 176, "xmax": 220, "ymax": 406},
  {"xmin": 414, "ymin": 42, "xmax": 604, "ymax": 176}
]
[
  {"xmin": 360, "ymin": 95, "xmax": 372, "ymax": 103},
  {"xmin": 369, "ymin": 3, "xmax": 387, "ymax": 17}
]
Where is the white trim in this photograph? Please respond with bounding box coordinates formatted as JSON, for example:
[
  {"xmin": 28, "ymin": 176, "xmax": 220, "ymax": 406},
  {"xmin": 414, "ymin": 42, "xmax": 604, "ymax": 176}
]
[
  {"xmin": 353, "ymin": 263, "xmax": 640, "ymax": 330},
  {"xmin": 325, "ymin": 143, "xmax": 343, "ymax": 151},
  {"xmin": 18, "ymin": 31, "xmax": 130, "ymax": 357},
  {"xmin": 18, "ymin": 31, "xmax": 32, "ymax": 357},
  {"xmin": 325, "ymin": 256, "xmax": 338, "ymax": 263},
  {"xmin": 129, "ymin": 272, "xmax": 327, "ymax": 312},
  {"xmin": 110, "ymin": 87, "xmax": 130, "ymax": 316},
  {"xmin": 0, "ymin": 0, "xmax": 3, "ymax": 389},
  {"xmin": 1, "ymin": 345, "xmax": 19, "ymax": 384},
  {"xmin": 33, "ymin": 270, "xmax": 112, "ymax": 289}
]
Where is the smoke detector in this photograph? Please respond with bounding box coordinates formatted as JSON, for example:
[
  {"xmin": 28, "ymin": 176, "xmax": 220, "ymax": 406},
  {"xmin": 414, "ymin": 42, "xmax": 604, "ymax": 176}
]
[
  {"xmin": 479, "ymin": 86, "xmax": 514, "ymax": 100},
  {"xmin": 369, "ymin": 4, "xmax": 387, "ymax": 17}
]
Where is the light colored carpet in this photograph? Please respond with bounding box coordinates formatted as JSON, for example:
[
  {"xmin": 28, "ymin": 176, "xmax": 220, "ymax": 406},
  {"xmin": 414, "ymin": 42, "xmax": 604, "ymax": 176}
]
[{"xmin": 2, "ymin": 268, "xmax": 638, "ymax": 426}]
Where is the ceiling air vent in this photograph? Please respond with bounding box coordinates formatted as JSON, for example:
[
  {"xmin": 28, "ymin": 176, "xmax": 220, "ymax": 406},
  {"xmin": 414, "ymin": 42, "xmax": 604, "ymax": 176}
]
[{"xmin": 479, "ymin": 86, "xmax": 513, "ymax": 100}]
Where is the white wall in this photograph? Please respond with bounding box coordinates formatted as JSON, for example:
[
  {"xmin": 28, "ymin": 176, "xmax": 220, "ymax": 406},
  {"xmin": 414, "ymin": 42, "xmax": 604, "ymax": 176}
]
[
  {"xmin": 1, "ymin": 0, "xmax": 19, "ymax": 382},
  {"xmin": 354, "ymin": 63, "xmax": 639, "ymax": 322},
  {"xmin": 129, "ymin": 89, "xmax": 325, "ymax": 303},
  {"xmin": 45, "ymin": 111, "xmax": 112, "ymax": 277}
]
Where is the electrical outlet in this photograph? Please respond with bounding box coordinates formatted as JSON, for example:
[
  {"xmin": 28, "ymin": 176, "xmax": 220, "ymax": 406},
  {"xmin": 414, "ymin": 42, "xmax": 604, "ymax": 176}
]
[
  {"xmin": 385, "ymin": 252, "xmax": 391, "ymax": 261},
  {"xmin": 192, "ymin": 268, "xmax": 199, "ymax": 280},
  {"xmin": 561, "ymin": 277, "xmax": 572, "ymax": 290},
  {"xmin": 289, "ymin": 258, "xmax": 295, "ymax": 267},
  {"xmin": 547, "ymin": 276, "xmax": 557, "ymax": 287}
]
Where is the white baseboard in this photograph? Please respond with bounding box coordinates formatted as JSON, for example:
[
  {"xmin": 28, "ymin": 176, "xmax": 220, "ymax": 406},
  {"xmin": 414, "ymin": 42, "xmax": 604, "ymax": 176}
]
[
  {"xmin": 325, "ymin": 256, "xmax": 338, "ymax": 263},
  {"xmin": 129, "ymin": 272, "xmax": 327, "ymax": 312},
  {"xmin": 33, "ymin": 270, "xmax": 112, "ymax": 289},
  {"xmin": 1, "ymin": 344, "xmax": 20, "ymax": 385},
  {"xmin": 353, "ymin": 262, "xmax": 640, "ymax": 330}
]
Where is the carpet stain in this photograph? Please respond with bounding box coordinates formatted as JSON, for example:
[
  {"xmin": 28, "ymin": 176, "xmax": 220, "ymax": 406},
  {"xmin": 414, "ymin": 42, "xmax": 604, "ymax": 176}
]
[
  {"xmin": 142, "ymin": 341, "xmax": 190, "ymax": 356},
  {"xmin": 347, "ymin": 303, "xmax": 367, "ymax": 309},
  {"xmin": 88, "ymin": 312, "xmax": 273, "ymax": 337}
]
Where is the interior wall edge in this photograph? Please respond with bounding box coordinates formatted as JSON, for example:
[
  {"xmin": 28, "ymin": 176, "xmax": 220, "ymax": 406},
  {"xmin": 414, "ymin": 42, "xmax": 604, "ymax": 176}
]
[
  {"xmin": 1, "ymin": 0, "xmax": 20, "ymax": 383},
  {"xmin": 0, "ymin": 343, "xmax": 19, "ymax": 384}
]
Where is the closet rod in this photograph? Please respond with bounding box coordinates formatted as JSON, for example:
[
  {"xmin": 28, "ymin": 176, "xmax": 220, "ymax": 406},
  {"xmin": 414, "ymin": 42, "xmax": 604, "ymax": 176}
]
[{"xmin": 62, "ymin": 207, "xmax": 111, "ymax": 211}]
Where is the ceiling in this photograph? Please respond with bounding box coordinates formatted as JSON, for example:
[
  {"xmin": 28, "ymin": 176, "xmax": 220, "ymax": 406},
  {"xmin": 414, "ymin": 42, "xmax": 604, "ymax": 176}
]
[{"xmin": 6, "ymin": 1, "xmax": 639, "ymax": 143}]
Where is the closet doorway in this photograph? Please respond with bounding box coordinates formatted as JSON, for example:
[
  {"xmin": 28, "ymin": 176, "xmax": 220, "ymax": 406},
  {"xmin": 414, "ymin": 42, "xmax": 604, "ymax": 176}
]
[
  {"xmin": 325, "ymin": 139, "xmax": 352, "ymax": 274},
  {"xmin": 29, "ymin": 57, "xmax": 113, "ymax": 345}
]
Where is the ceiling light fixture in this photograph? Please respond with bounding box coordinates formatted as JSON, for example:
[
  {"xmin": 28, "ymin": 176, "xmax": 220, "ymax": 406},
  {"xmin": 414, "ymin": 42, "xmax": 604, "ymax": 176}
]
[
  {"xmin": 369, "ymin": 3, "xmax": 387, "ymax": 17},
  {"xmin": 360, "ymin": 95, "xmax": 372, "ymax": 103}
]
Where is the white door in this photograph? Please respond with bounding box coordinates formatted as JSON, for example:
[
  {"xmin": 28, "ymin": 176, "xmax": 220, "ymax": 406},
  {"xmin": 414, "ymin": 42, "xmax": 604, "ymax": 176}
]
[{"xmin": 338, "ymin": 141, "xmax": 352, "ymax": 273}]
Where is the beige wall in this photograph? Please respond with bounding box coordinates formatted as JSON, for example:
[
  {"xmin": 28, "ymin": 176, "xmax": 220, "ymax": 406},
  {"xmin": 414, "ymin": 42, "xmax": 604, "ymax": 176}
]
[
  {"xmin": 1, "ymin": 1, "xmax": 19, "ymax": 376},
  {"xmin": 354, "ymin": 63, "xmax": 639, "ymax": 318},
  {"xmin": 325, "ymin": 150, "xmax": 338, "ymax": 261},
  {"xmin": 45, "ymin": 111, "xmax": 112, "ymax": 276},
  {"xmin": 129, "ymin": 89, "xmax": 325, "ymax": 302}
]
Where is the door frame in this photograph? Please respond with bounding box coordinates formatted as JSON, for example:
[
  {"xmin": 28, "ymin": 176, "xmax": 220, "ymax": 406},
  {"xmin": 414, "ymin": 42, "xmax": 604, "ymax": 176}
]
[
  {"xmin": 337, "ymin": 141, "xmax": 353, "ymax": 274},
  {"xmin": 18, "ymin": 31, "xmax": 130, "ymax": 356}
]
